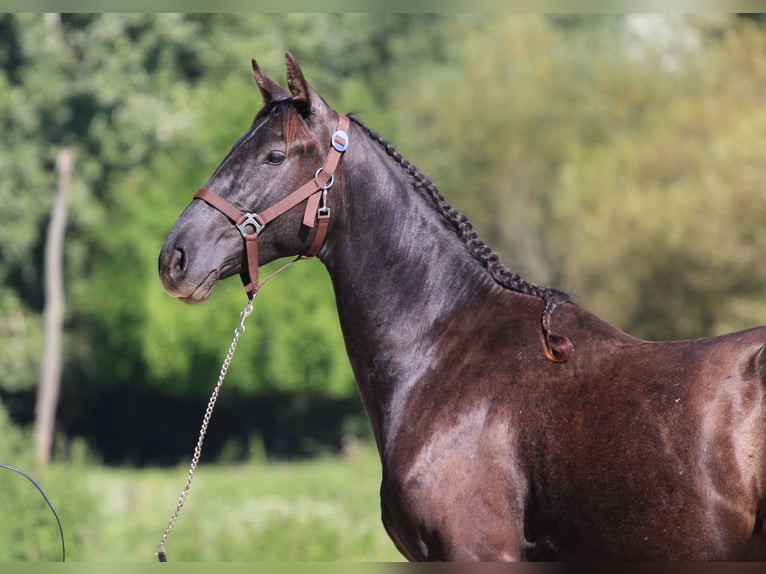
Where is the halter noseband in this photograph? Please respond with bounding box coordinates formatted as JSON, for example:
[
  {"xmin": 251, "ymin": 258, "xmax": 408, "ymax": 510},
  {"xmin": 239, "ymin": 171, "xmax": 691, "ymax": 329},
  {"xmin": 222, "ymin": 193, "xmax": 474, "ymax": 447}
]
[{"xmin": 194, "ymin": 114, "xmax": 350, "ymax": 298}]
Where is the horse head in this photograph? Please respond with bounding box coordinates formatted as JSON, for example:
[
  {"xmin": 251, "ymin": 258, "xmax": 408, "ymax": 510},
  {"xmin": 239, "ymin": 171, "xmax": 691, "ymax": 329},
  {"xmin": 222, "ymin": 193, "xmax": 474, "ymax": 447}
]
[{"xmin": 158, "ymin": 52, "xmax": 345, "ymax": 303}]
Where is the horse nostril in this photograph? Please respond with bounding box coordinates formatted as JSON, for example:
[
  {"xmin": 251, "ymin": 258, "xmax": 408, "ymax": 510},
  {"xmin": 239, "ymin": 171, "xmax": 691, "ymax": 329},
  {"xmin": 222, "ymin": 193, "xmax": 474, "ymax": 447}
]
[{"xmin": 170, "ymin": 247, "xmax": 187, "ymax": 281}]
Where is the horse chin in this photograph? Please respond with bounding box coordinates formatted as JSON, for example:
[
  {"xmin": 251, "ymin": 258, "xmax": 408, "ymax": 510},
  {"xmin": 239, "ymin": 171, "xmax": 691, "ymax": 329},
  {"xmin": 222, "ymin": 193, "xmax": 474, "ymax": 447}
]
[{"xmin": 177, "ymin": 270, "xmax": 218, "ymax": 304}]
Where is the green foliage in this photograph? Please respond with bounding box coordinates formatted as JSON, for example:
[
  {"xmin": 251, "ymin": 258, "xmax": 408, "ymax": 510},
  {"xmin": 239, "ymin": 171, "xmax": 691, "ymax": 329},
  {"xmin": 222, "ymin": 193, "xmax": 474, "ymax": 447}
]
[
  {"xmin": 0, "ymin": 290, "xmax": 43, "ymax": 392},
  {"xmin": 0, "ymin": 404, "xmax": 96, "ymax": 561},
  {"xmin": 392, "ymin": 15, "xmax": 681, "ymax": 284},
  {"xmin": 385, "ymin": 14, "xmax": 766, "ymax": 341},
  {"xmin": 59, "ymin": 13, "xmax": 448, "ymax": 402},
  {"xmin": 549, "ymin": 18, "xmax": 766, "ymax": 339},
  {"xmin": 0, "ymin": 13, "xmax": 219, "ymax": 391},
  {"xmin": 3, "ymin": 11, "xmax": 766, "ymax": 561},
  {"xmin": 3, "ymin": 14, "xmax": 766, "ymax": 464},
  {"xmin": 81, "ymin": 443, "xmax": 400, "ymax": 561},
  {"xmin": 0, "ymin": 400, "xmax": 397, "ymax": 561}
]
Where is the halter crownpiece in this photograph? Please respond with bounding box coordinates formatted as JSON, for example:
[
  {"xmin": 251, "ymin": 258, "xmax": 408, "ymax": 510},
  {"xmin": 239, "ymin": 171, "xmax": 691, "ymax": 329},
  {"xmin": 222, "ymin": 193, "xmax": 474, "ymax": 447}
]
[{"xmin": 194, "ymin": 113, "xmax": 350, "ymax": 297}]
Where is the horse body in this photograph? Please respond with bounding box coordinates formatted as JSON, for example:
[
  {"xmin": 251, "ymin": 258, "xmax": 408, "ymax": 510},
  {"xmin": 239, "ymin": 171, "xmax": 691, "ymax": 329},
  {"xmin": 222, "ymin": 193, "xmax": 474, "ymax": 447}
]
[
  {"xmin": 370, "ymin": 290, "xmax": 766, "ymax": 560},
  {"xmin": 158, "ymin": 53, "xmax": 766, "ymax": 560}
]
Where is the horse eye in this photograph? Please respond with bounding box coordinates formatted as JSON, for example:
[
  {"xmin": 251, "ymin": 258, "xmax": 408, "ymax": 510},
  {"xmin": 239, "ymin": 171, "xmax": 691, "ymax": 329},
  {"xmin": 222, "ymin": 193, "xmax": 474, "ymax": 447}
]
[{"xmin": 266, "ymin": 150, "xmax": 285, "ymax": 165}]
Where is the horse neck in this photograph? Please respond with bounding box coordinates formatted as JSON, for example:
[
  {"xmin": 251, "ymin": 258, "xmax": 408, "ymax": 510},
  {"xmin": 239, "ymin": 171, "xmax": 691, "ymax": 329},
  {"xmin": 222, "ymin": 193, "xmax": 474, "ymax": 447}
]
[{"xmin": 319, "ymin": 124, "xmax": 497, "ymax": 452}]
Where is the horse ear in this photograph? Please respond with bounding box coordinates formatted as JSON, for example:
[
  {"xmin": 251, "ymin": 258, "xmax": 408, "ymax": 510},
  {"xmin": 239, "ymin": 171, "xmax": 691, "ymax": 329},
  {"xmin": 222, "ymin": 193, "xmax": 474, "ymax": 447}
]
[
  {"xmin": 252, "ymin": 58, "xmax": 289, "ymax": 104},
  {"xmin": 284, "ymin": 51, "xmax": 319, "ymax": 118}
]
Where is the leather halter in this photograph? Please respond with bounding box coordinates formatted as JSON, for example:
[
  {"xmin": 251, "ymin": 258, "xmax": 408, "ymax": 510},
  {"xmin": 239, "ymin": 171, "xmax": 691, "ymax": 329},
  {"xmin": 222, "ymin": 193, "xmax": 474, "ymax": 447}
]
[{"xmin": 194, "ymin": 114, "xmax": 350, "ymax": 298}]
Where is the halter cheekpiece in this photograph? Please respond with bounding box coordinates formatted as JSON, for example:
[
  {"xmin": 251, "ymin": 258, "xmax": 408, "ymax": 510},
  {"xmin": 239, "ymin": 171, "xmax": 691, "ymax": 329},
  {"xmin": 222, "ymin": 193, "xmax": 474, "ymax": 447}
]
[{"xmin": 194, "ymin": 114, "xmax": 350, "ymax": 297}]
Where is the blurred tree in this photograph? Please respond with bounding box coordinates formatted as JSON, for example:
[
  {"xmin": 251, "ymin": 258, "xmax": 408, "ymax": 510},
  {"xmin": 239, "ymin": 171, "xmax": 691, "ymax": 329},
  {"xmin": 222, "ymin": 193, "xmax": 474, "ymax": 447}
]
[
  {"xmin": 1, "ymin": 13, "xmax": 452, "ymax": 461},
  {"xmin": 4, "ymin": 14, "xmax": 765, "ymax": 463},
  {"xmin": 70, "ymin": 14, "xmax": 444, "ymax": 400},
  {"xmin": 388, "ymin": 15, "xmax": 685, "ymax": 285},
  {"xmin": 35, "ymin": 145, "xmax": 75, "ymax": 465},
  {"xmin": 0, "ymin": 14, "xmax": 213, "ymax": 395},
  {"xmin": 550, "ymin": 18, "xmax": 766, "ymax": 340}
]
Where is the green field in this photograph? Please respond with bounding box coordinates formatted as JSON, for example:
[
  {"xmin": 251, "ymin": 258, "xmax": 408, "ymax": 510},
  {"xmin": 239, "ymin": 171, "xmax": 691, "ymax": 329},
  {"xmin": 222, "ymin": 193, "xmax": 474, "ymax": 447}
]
[
  {"xmin": 89, "ymin": 444, "xmax": 402, "ymax": 562},
  {"xmin": 0, "ymin": 414, "xmax": 403, "ymax": 562}
]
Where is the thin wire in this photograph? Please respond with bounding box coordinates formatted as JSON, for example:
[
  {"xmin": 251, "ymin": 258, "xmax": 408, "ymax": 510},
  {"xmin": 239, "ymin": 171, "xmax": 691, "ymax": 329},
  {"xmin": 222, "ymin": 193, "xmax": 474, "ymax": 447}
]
[
  {"xmin": 155, "ymin": 295, "xmax": 255, "ymax": 562},
  {"xmin": 0, "ymin": 463, "xmax": 66, "ymax": 562}
]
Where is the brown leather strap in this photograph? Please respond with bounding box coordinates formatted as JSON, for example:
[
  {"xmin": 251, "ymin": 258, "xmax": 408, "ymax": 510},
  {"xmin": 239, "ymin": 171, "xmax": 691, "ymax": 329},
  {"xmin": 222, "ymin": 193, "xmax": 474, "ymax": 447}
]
[
  {"xmin": 303, "ymin": 191, "xmax": 322, "ymax": 228},
  {"xmin": 193, "ymin": 114, "xmax": 349, "ymax": 296},
  {"xmin": 258, "ymin": 114, "xmax": 350, "ymax": 227},
  {"xmin": 194, "ymin": 188, "xmax": 246, "ymax": 224},
  {"xmin": 195, "ymin": 188, "xmax": 262, "ymax": 296},
  {"xmin": 242, "ymin": 233, "xmax": 260, "ymax": 297},
  {"xmin": 304, "ymin": 212, "xmax": 330, "ymax": 258}
]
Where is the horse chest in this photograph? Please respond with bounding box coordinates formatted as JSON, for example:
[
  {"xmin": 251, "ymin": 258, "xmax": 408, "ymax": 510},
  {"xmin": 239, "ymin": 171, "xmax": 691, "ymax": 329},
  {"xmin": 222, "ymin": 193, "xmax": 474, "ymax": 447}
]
[{"xmin": 380, "ymin": 406, "xmax": 527, "ymax": 560}]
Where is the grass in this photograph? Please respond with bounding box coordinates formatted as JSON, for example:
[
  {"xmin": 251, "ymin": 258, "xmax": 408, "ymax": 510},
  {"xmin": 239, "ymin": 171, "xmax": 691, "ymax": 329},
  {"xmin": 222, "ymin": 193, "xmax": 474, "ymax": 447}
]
[
  {"xmin": 77, "ymin": 441, "xmax": 403, "ymax": 562},
  {"xmin": 0, "ymin": 400, "xmax": 402, "ymax": 563}
]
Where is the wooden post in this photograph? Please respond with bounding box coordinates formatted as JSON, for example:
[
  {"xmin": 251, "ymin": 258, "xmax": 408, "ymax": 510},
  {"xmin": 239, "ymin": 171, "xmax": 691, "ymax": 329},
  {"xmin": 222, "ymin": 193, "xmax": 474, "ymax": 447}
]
[{"xmin": 35, "ymin": 147, "xmax": 75, "ymax": 465}]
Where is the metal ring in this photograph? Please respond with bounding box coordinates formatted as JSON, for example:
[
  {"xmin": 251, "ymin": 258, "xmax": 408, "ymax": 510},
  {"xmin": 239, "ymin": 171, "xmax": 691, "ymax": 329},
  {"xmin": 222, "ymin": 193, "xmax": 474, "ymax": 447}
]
[
  {"xmin": 236, "ymin": 213, "xmax": 264, "ymax": 237},
  {"xmin": 332, "ymin": 129, "xmax": 349, "ymax": 152},
  {"xmin": 314, "ymin": 167, "xmax": 334, "ymax": 190}
]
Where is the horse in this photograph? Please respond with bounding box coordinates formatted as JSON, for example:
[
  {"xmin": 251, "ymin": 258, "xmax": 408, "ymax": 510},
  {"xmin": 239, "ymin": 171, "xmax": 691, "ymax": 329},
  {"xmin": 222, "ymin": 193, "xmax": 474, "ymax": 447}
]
[{"xmin": 158, "ymin": 53, "xmax": 766, "ymax": 561}]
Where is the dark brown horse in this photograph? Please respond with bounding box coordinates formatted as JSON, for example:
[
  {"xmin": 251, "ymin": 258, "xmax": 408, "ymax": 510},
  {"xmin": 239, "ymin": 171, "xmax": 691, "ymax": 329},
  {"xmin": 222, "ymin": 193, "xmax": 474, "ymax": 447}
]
[{"xmin": 158, "ymin": 53, "xmax": 766, "ymax": 561}]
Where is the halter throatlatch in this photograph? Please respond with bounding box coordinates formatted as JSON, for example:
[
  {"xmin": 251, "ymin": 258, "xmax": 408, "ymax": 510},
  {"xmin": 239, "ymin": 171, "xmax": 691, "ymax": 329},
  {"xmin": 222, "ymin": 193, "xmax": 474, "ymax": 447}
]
[{"xmin": 194, "ymin": 114, "xmax": 350, "ymax": 298}]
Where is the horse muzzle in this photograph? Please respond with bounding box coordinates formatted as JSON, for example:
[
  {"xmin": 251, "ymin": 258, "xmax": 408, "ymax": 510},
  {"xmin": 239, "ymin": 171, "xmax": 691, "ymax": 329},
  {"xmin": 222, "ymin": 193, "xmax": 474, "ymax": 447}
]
[{"xmin": 158, "ymin": 229, "xmax": 239, "ymax": 304}]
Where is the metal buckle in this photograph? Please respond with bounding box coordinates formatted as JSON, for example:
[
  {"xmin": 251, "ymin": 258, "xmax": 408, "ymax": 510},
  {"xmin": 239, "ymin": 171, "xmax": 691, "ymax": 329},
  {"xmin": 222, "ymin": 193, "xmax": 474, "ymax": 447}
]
[
  {"xmin": 331, "ymin": 130, "xmax": 349, "ymax": 152},
  {"xmin": 236, "ymin": 213, "xmax": 264, "ymax": 237}
]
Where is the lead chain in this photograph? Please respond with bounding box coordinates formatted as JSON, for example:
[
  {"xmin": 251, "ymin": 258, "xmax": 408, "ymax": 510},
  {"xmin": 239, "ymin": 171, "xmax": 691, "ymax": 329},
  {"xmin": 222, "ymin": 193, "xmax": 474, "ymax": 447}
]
[{"xmin": 155, "ymin": 295, "xmax": 255, "ymax": 562}]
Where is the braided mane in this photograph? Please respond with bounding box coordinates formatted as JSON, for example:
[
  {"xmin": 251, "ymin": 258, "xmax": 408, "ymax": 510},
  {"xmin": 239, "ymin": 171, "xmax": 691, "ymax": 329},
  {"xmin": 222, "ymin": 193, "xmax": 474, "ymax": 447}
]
[{"xmin": 349, "ymin": 115, "xmax": 573, "ymax": 363}]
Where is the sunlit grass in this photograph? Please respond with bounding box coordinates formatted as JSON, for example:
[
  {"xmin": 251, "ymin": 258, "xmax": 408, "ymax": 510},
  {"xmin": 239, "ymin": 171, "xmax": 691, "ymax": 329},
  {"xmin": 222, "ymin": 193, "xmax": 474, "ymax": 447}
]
[{"xmin": 79, "ymin": 442, "xmax": 403, "ymax": 562}]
